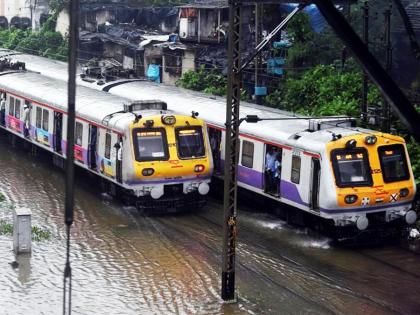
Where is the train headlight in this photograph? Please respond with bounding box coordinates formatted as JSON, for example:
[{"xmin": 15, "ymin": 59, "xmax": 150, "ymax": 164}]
[
  {"xmin": 345, "ymin": 195, "xmax": 358, "ymax": 204},
  {"xmin": 162, "ymin": 115, "xmax": 176, "ymax": 125},
  {"xmin": 194, "ymin": 164, "xmax": 205, "ymax": 172},
  {"xmin": 365, "ymin": 135, "xmax": 377, "ymax": 145},
  {"xmin": 399, "ymin": 188, "xmax": 409, "ymax": 198},
  {"xmin": 142, "ymin": 168, "xmax": 155, "ymax": 176}
]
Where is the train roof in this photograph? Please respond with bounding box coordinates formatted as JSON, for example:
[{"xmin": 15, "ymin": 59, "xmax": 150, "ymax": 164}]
[
  {"xmin": 109, "ymin": 81, "xmax": 375, "ymax": 153},
  {"xmin": 0, "ymin": 70, "xmax": 164, "ymax": 132},
  {"xmin": 1, "ymin": 49, "xmax": 383, "ymax": 153}
]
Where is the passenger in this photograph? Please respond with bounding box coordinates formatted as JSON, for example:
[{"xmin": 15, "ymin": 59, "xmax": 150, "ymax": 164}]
[
  {"xmin": 210, "ymin": 132, "xmax": 220, "ymax": 172},
  {"xmin": 274, "ymin": 152, "xmax": 282, "ymax": 196},
  {"xmin": 265, "ymin": 147, "xmax": 276, "ymax": 191},
  {"xmin": 274, "ymin": 152, "xmax": 282, "ymax": 179},
  {"xmin": 0, "ymin": 95, "xmax": 5, "ymax": 126},
  {"xmin": 115, "ymin": 137, "xmax": 123, "ymax": 183},
  {"xmin": 22, "ymin": 104, "xmax": 30, "ymax": 138}
]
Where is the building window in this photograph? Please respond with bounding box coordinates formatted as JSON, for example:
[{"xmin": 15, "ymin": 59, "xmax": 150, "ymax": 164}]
[
  {"xmin": 75, "ymin": 122, "xmax": 83, "ymax": 146},
  {"xmin": 105, "ymin": 133, "xmax": 111, "ymax": 159},
  {"xmin": 36, "ymin": 107, "xmax": 42, "ymax": 128},
  {"xmin": 291, "ymin": 155, "xmax": 301, "ymax": 184},
  {"xmin": 241, "ymin": 140, "xmax": 254, "ymax": 168},
  {"xmin": 42, "ymin": 109, "xmax": 49, "ymax": 131}
]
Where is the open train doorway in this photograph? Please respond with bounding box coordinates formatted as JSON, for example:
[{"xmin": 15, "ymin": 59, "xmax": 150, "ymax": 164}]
[
  {"xmin": 310, "ymin": 157, "xmax": 321, "ymax": 211},
  {"xmin": 53, "ymin": 111, "xmax": 62, "ymax": 154},
  {"xmin": 88, "ymin": 125, "xmax": 98, "ymax": 170},
  {"xmin": 209, "ymin": 127, "xmax": 222, "ymax": 174},
  {"xmin": 264, "ymin": 144, "xmax": 282, "ymax": 196}
]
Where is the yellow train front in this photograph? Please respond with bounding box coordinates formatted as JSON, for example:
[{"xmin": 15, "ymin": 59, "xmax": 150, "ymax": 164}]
[
  {"xmin": 321, "ymin": 131, "xmax": 417, "ymax": 236},
  {"xmin": 122, "ymin": 113, "xmax": 213, "ymax": 212}
]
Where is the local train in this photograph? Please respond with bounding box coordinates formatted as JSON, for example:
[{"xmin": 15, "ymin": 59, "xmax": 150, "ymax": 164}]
[
  {"xmin": 0, "ymin": 62, "xmax": 213, "ymax": 212},
  {"xmin": 3, "ymin": 49, "xmax": 417, "ymax": 233}
]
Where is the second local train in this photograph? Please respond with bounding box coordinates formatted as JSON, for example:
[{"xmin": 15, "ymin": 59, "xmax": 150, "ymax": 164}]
[
  {"xmin": 0, "ymin": 64, "xmax": 213, "ymax": 211},
  {"xmin": 3, "ymin": 49, "xmax": 417, "ymax": 232}
]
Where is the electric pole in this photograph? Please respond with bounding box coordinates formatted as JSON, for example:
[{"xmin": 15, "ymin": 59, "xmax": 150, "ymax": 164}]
[
  {"xmin": 221, "ymin": 2, "xmax": 305, "ymax": 302},
  {"xmin": 382, "ymin": 7, "xmax": 392, "ymax": 132},
  {"xmin": 254, "ymin": 3, "xmax": 263, "ymax": 105},
  {"xmin": 361, "ymin": 1, "xmax": 369, "ymax": 125},
  {"xmin": 221, "ymin": 0, "xmax": 241, "ymax": 302}
]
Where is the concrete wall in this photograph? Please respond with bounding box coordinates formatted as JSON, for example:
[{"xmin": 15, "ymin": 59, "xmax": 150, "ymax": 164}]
[
  {"xmin": 55, "ymin": 8, "xmax": 69, "ymax": 36},
  {"xmin": 0, "ymin": 0, "xmax": 48, "ymax": 30},
  {"xmin": 182, "ymin": 50, "xmax": 195, "ymax": 74}
]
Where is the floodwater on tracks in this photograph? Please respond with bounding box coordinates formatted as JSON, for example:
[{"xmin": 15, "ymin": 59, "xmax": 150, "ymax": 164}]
[{"xmin": 1, "ymin": 135, "xmax": 420, "ymax": 314}]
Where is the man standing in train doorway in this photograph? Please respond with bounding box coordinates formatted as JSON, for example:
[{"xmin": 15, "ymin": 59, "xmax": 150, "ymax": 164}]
[
  {"xmin": 0, "ymin": 94, "xmax": 5, "ymax": 127},
  {"xmin": 23, "ymin": 103, "xmax": 31, "ymax": 138}
]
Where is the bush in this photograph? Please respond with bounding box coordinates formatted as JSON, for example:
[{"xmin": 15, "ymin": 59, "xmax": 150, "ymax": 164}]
[{"xmin": 177, "ymin": 65, "xmax": 250, "ymax": 101}]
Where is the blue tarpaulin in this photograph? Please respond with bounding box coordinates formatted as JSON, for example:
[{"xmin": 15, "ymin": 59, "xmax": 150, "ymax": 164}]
[
  {"xmin": 279, "ymin": 4, "xmax": 327, "ymax": 33},
  {"xmin": 267, "ymin": 57, "xmax": 285, "ymax": 75},
  {"xmin": 147, "ymin": 64, "xmax": 160, "ymax": 83}
]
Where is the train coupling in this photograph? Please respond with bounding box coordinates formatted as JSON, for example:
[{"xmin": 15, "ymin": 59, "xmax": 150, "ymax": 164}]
[
  {"xmin": 334, "ymin": 215, "xmax": 369, "ymax": 231},
  {"xmin": 184, "ymin": 182, "xmax": 210, "ymax": 195}
]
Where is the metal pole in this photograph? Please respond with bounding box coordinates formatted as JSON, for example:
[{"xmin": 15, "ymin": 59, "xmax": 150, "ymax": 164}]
[
  {"xmin": 313, "ymin": 0, "xmax": 420, "ymax": 142},
  {"xmin": 382, "ymin": 8, "xmax": 392, "ymax": 132},
  {"xmin": 63, "ymin": 0, "xmax": 79, "ymax": 313},
  {"xmin": 254, "ymin": 3, "xmax": 263, "ymax": 105},
  {"xmin": 240, "ymin": 4, "xmax": 305, "ymax": 73},
  {"xmin": 361, "ymin": 1, "xmax": 369, "ymax": 125},
  {"xmin": 222, "ymin": 0, "xmax": 241, "ymax": 302}
]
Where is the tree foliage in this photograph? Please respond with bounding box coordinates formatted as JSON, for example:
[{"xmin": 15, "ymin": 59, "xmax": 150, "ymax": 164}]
[
  {"xmin": 177, "ymin": 65, "xmax": 249, "ymax": 100},
  {"xmin": 266, "ymin": 63, "xmax": 382, "ymax": 117}
]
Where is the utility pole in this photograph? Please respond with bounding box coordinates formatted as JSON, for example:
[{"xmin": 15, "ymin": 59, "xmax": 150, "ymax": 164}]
[
  {"xmin": 222, "ymin": 2, "xmax": 305, "ymax": 302},
  {"xmin": 254, "ymin": 3, "xmax": 263, "ymax": 105},
  {"xmin": 63, "ymin": 0, "xmax": 79, "ymax": 313},
  {"xmin": 361, "ymin": 1, "xmax": 369, "ymax": 125},
  {"xmin": 221, "ymin": 0, "xmax": 241, "ymax": 302},
  {"xmin": 382, "ymin": 7, "xmax": 392, "ymax": 132}
]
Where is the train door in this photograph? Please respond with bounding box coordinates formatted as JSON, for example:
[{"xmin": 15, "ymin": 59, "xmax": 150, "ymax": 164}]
[
  {"xmin": 209, "ymin": 127, "xmax": 222, "ymax": 173},
  {"xmin": 115, "ymin": 136, "xmax": 123, "ymax": 183},
  {"xmin": 53, "ymin": 112, "xmax": 63, "ymax": 154},
  {"xmin": 264, "ymin": 144, "xmax": 282, "ymax": 196},
  {"xmin": 88, "ymin": 125, "xmax": 98, "ymax": 170},
  {"xmin": 310, "ymin": 158, "xmax": 321, "ymax": 211}
]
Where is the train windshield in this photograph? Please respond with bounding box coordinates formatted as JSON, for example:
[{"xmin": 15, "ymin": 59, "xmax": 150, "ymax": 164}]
[
  {"xmin": 176, "ymin": 127, "xmax": 205, "ymax": 159},
  {"xmin": 132, "ymin": 128, "xmax": 169, "ymax": 161},
  {"xmin": 331, "ymin": 148, "xmax": 372, "ymax": 187},
  {"xmin": 378, "ymin": 144, "xmax": 409, "ymax": 182}
]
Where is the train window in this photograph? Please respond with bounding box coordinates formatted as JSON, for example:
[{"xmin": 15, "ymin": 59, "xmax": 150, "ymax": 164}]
[
  {"xmin": 14, "ymin": 99, "xmax": 21, "ymax": 119},
  {"xmin": 378, "ymin": 144, "xmax": 409, "ymax": 183},
  {"xmin": 8, "ymin": 96, "xmax": 15, "ymax": 116},
  {"xmin": 241, "ymin": 140, "xmax": 254, "ymax": 168},
  {"xmin": 331, "ymin": 148, "xmax": 372, "ymax": 187},
  {"xmin": 175, "ymin": 127, "xmax": 205, "ymax": 159},
  {"xmin": 75, "ymin": 122, "xmax": 83, "ymax": 146},
  {"xmin": 291, "ymin": 155, "xmax": 301, "ymax": 184},
  {"xmin": 36, "ymin": 107, "xmax": 42, "ymax": 128},
  {"xmin": 105, "ymin": 133, "xmax": 111, "ymax": 159},
  {"xmin": 42, "ymin": 109, "xmax": 49, "ymax": 131},
  {"xmin": 132, "ymin": 128, "xmax": 168, "ymax": 162}
]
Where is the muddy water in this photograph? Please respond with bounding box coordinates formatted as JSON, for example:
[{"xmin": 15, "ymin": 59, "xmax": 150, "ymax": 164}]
[{"xmin": 1, "ymin": 135, "xmax": 420, "ymax": 315}]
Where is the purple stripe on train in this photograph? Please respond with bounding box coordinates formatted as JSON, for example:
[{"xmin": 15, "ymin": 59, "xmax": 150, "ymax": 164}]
[{"xmin": 221, "ymin": 158, "xmax": 307, "ymax": 206}]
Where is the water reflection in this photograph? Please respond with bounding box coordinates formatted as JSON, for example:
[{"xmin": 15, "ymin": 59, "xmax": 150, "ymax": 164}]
[{"xmin": 15, "ymin": 253, "xmax": 32, "ymax": 285}]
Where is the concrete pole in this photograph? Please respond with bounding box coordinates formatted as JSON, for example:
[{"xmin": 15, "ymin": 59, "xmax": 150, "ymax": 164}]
[{"xmin": 361, "ymin": 1, "xmax": 369, "ymax": 125}]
